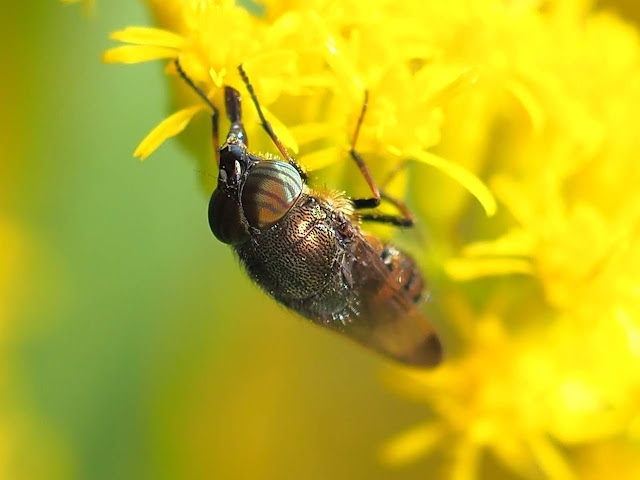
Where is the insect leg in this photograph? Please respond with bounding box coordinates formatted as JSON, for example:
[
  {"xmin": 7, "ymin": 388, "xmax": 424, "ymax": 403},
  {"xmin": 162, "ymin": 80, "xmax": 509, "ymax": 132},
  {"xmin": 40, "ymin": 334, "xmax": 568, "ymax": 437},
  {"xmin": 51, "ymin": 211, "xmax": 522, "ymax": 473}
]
[
  {"xmin": 237, "ymin": 65, "xmax": 307, "ymax": 181},
  {"xmin": 211, "ymin": 109, "xmax": 220, "ymax": 164},
  {"xmin": 359, "ymin": 191, "xmax": 415, "ymax": 227},
  {"xmin": 349, "ymin": 91, "xmax": 382, "ymax": 209},
  {"xmin": 174, "ymin": 58, "xmax": 221, "ymax": 165},
  {"xmin": 376, "ymin": 160, "xmax": 416, "ymax": 227},
  {"xmin": 359, "ymin": 212, "xmax": 413, "ymax": 227},
  {"xmin": 350, "ymin": 104, "xmax": 416, "ymax": 225}
]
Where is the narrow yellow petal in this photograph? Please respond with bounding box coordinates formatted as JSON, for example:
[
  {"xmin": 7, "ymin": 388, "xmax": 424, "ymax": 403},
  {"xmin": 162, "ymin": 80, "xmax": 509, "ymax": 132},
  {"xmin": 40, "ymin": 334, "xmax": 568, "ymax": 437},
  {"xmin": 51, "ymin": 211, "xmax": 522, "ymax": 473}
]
[
  {"xmin": 288, "ymin": 123, "xmax": 336, "ymax": 145},
  {"xmin": 450, "ymin": 437, "xmax": 480, "ymax": 480},
  {"xmin": 309, "ymin": 12, "xmax": 364, "ymax": 99},
  {"xmin": 102, "ymin": 46, "xmax": 177, "ymax": 64},
  {"xmin": 461, "ymin": 229, "xmax": 535, "ymax": 258},
  {"xmin": 445, "ymin": 257, "xmax": 534, "ymax": 280},
  {"xmin": 261, "ymin": 105, "xmax": 299, "ymax": 155},
  {"xmin": 380, "ymin": 422, "xmax": 444, "ymax": 466},
  {"xmin": 109, "ymin": 27, "xmax": 185, "ymax": 49},
  {"xmin": 243, "ymin": 50, "xmax": 297, "ymax": 76},
  {"xmin": 297, "ymin": 146, "xmax": 342, "ymax": 171},
  {"xmin": 411, "ymin": 150, "xmax": 497, "ymax": 217},
  {"xmin": 488, "ymin": 435, "xmax": 537, "ymax": 478},
  {"xmin": 616, "ymin": 307, "xmax": 640, "ymax": 358},
  {"xmin": 134, "ymin": 105, "xmax": 207, "ymax": 160},
  {"xmin": 425, "ymin": 68, "xmax": 480, "ymax": 109},
  {"xmin": 209, "ymin": 67, "xmax": 227, "ymax": 88},
  {"xmin": 526, "ymin": 434, "xmax": 577, "ymax": 480},
  {"xmin": 506, "ymin": 79, "xmax": 545, "ymax": 134}
]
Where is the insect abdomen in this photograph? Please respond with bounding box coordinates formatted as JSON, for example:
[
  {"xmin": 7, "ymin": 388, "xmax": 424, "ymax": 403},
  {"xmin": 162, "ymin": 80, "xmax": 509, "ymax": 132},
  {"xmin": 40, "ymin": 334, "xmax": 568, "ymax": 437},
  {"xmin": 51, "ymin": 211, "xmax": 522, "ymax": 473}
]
[
  {"xmin": 379, "ymin": 243, "xmax": 425, "ymax": 305},
  {"xmin": 236, "ymin": 193, "xmax": 442, "ymax": 367},
  {"xmin": 343, "ymin": 235, "xmax": 441, "ymax": 366}
]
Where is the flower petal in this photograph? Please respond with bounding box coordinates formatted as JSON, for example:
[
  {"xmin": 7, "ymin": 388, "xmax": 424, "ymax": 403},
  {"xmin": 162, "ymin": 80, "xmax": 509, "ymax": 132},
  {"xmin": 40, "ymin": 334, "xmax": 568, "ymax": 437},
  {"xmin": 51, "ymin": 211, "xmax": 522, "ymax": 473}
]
[
  {"xmin": 102, "ymin": 45, "xmax": 177, "ymax": 64},
  {"xmin": 309, "ymin": 12, "xmax": 364, "ymax": 99},
  {"xmin": 134, "ymin": 105, "xmax": 207, "ymax": 160},
  {"xmin": 461, "ymin": 229, "xmax": 535, "ymax": 258},
  {"xmin": 411, "ymin": 149, "xmax": 497, "ymax": 217},
  {"xmin": 289, "ymin": 123, "xmax": 337, "ymax": 145},
  {"xmin": 380, "ymin": 421, "xmax": 444, "ymax": 466},
  {"xmin": 297, "ymin": 146, "xmax": 342, "ymax": 171},
  {"xmin": 261, "ymin": 105, "xmax": 299, "ymax": 155},
  {"xmin": 109, "ymin": 26, "xmax": 185, "ymax": 49},
  {"xmin": 506, "ymin": 79, "xmax": 546, "ymax": 134},
  {"xmin": 526, "ymin": 434, "xmax": 577, "ymax": 480},
  {"xmin": 450, "ymin": 437, "xmax": 480, "ymax": 480},
  {"xmin": 244, "ymin": 50, "xmax": 297, "ymax": 76},
  {"xmin": 445, "ymin": 257, "xmax": 534, "ymax": 280}
]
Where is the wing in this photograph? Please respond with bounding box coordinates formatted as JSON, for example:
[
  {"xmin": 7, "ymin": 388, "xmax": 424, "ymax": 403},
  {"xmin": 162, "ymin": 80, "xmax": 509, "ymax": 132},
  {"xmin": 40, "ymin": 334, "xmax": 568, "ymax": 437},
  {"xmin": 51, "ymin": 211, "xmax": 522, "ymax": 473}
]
[{"xmin": 344, "ymin": 232, "xmax": 443, "ymax": 367}]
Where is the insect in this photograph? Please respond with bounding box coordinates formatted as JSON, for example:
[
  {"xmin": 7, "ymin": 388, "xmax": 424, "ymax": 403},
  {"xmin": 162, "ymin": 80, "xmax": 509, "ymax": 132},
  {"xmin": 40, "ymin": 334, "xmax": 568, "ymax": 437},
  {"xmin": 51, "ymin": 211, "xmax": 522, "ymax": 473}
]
[{"xmin": 174, "ymin": 59, "xmax": 442, "ymax": 367}]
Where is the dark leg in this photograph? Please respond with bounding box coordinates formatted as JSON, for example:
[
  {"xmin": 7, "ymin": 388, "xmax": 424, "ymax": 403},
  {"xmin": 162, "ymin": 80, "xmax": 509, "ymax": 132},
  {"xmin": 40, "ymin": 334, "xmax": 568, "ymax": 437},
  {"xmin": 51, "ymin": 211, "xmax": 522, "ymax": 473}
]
[
  {"xmin": 360, "ymin": 212, "xmax": 413, "ymax": 227},
  {"xmin": 377, "ymin": 160, "xmax": 416, "ymax": 227},
  {"xmin": 359, "ymin": 191, "xmax": 415, "ymax": 227},
  {"xmin": 349, "ymin": 102, "xmax": 415, "ymax": 226},
  {"xmin": 211, "ymin": 109, "xmax": 220, "ymax": 163},
  {"xmin": 237, "ymin": 65, "xmax": 307, "ymax": 180},
  {"xmin": 349, "ymin": 91, "xmax": 382, "ymax": 209},
  {"xmin": 174, "ymin": 58, "xmax": 221, "ymax": 165},
  {"xmin": 379, "ymin": 193, "xmax": 415, "ymax": 226}
]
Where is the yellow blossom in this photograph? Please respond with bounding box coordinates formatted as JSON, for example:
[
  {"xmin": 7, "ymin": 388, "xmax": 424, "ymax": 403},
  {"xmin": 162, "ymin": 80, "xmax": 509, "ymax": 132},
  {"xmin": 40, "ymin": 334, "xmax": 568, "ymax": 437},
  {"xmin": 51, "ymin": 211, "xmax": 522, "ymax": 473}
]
[
  {"xmin": 103, "ymin": 0, "xmax": 640, "ymax": 478},
  {"xmin": 383, "ymin": 313, "xmax": 640, "ymax": 479},
  {"xmin": 103, "ymin": 0, "xmax": 497, "ymax": 214}
]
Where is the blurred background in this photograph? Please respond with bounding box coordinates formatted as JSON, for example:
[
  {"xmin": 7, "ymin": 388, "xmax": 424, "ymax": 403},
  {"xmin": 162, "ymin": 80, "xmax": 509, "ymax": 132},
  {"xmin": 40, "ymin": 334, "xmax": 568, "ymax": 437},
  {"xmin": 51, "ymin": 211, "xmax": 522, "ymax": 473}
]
[{"xmin": 2, "ymin": 1, "xmax": 640, "ymax": 479}]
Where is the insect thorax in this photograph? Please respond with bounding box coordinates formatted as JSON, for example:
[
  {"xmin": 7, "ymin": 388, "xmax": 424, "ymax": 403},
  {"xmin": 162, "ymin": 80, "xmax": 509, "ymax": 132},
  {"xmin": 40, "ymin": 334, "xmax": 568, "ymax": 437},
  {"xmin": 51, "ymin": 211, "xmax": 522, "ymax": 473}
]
[
  {"xmin": 236, "ymin": 193, "xmax": 359, "ymax": 327},
  {"xmin": 235, "ymin": 190, "xmax": 438, "ymax": 366}
]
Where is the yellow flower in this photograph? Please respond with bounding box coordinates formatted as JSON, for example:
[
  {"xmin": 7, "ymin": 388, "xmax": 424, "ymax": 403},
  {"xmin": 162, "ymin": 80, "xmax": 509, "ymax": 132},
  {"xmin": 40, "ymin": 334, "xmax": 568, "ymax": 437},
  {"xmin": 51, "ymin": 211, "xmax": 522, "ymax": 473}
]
[
  {"xmin": 103, "ymin": 0, "xmax": 640, "ymax": 478},
  {"xmin": 383, "ymin": 313, "xmax": 640, "ymax": 479},
  {"xmin": 103, "ymin": 0, "xmax": 496, "ymax": 214},
  {"xmin": 382, "ymin": 2, "xmax": 640, "ymax": 478}
]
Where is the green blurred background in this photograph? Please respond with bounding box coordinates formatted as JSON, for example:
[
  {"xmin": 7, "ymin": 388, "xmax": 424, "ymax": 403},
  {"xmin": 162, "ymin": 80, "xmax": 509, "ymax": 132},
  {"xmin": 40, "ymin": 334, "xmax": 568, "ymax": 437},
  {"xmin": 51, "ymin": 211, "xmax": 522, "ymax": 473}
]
[{"xmin": 1, "ymin": 2, "xmax": 441, "ymax": 479}]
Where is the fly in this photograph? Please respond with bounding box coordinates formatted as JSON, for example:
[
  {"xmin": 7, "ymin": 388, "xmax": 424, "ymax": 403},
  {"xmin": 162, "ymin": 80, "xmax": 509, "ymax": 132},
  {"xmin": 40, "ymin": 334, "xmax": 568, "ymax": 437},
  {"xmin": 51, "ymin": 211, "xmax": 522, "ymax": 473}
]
[{"xmin": 175, "ymin": 59, "xmax": 442, "ymax": 367}]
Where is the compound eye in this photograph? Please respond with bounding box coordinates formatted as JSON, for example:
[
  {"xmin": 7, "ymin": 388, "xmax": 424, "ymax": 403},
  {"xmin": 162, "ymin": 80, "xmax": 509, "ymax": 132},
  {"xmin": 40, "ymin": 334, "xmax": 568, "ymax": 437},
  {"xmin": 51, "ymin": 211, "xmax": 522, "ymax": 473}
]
[
  {"xmin": 241, "ymin": 161, "xmax": 303, "ymax": 230},
  {"xmin": 209, "ymin": 189, "xmax": 250, "ymax": 245}
]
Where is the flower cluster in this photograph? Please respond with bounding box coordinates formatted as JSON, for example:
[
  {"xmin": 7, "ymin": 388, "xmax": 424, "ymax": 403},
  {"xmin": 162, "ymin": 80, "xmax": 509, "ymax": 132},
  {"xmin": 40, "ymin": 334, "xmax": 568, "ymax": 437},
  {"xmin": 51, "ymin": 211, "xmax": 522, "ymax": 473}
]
[
  {"xmin": 104, "ymin": 0, "xmax": 496, "ymax": 213},
  {"xmin": 103, "ymin": 0, "xmax": 640, "ymax": 478}
]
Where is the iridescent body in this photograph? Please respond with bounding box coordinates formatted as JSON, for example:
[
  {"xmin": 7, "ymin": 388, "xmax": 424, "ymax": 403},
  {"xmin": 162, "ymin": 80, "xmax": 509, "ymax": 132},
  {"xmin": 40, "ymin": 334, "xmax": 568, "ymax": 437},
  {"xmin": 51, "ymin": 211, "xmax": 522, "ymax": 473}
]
[
  {"xmin": 236, "ymin": 189, "xmax": 442, "ymax": 366},
  {"xmin": 177, "ymin": 60, "xmax": 442, "ymax": 367},
  {"xmin": 210, "ymin": 129, "xmax": 441, "ymax": 366}
]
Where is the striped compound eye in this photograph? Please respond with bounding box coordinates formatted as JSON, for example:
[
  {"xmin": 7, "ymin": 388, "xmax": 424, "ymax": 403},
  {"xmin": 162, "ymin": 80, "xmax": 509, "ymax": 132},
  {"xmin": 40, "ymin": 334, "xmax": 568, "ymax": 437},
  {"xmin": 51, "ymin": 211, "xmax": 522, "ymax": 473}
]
[{"xmin": 241, "ymin": 161, "xmax": 303, "ymax": 230}]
